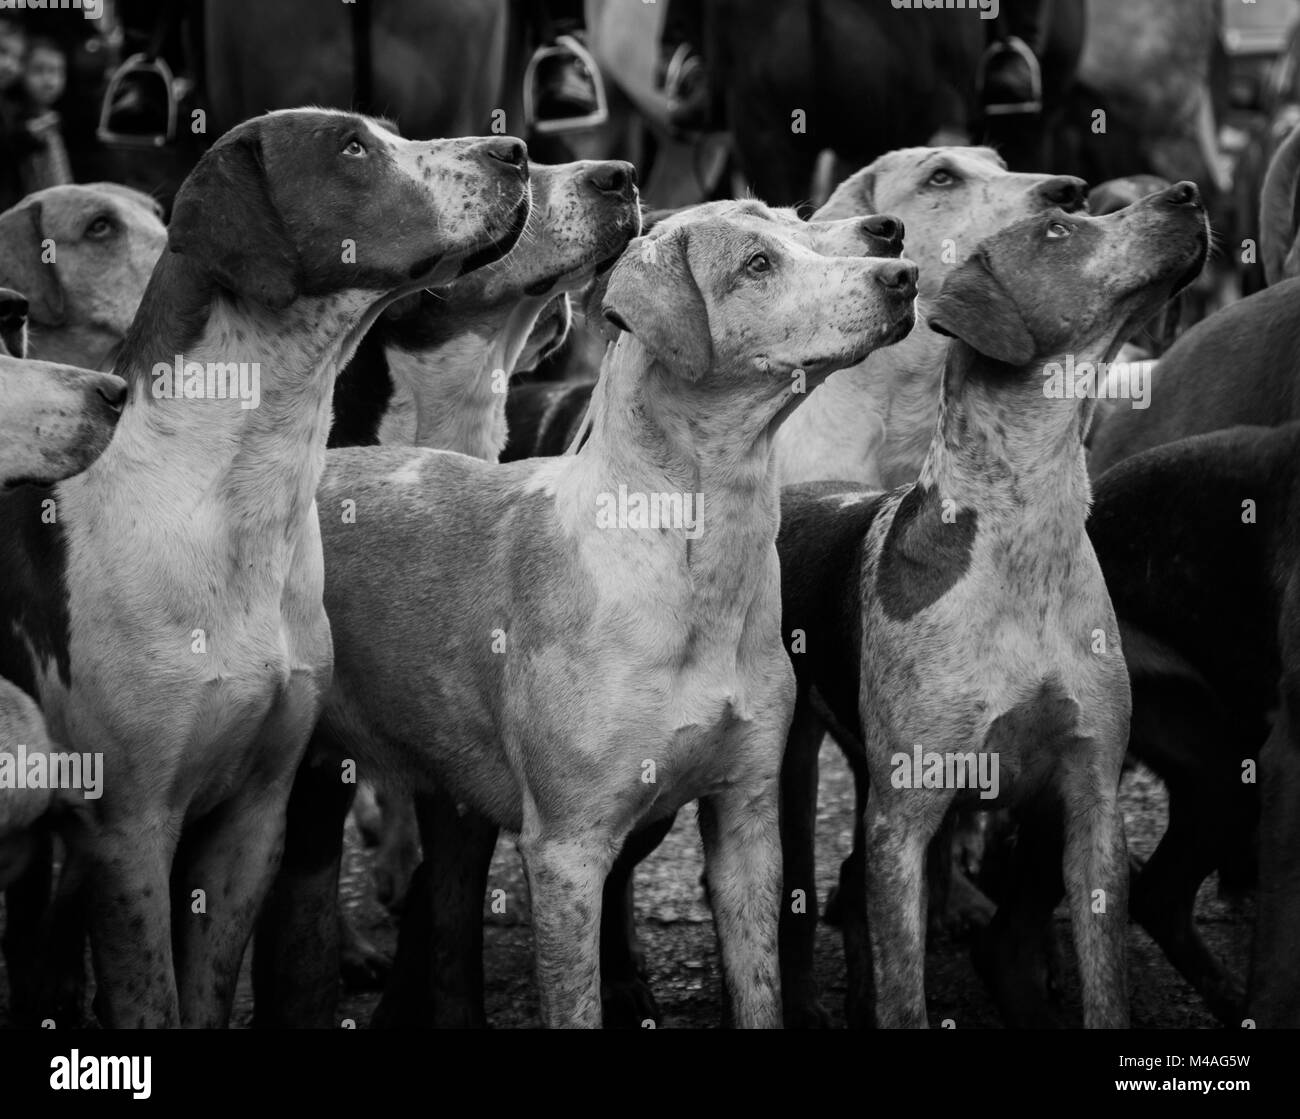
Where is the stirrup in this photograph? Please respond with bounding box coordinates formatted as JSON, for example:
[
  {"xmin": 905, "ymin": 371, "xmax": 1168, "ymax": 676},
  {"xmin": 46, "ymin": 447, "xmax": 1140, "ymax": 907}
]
[
  {"xmin": 523, "ymin": 33, "xmax": 609, "ymax": 136},
  {"xmin": 977, "ymin": 36, "xmax": 1042, "ymax": 117},
  {"xmin": 97, "ymin": 53, "xmax": 178, "ymax": 148},
  {"xmin": 664, "ymin": 42, "xmax": 701, "ymax": 104}
]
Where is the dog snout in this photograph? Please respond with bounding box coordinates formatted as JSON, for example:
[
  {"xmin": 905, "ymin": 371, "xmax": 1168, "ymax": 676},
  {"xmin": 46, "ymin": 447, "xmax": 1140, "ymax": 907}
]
[
  {"xmin": 92, "ymin": 372, "xmax": 128, "ymax": 412},
  {"xmin": 1036, "ymin": 175, "xmax": 1089, "ymax": 213},
  {"xmin": 862, "ymin": 214, "xmax": 905, "ymax": 249},
  {"xmin": 1157, "ymin": 180, "xmax": 1203, "ymax": 210},
  {"xmin": 875, "ymin": 259, "xmax": 919, "ymax": 298},
  {"xmin": 0, "ymin": 289, "xmax": 28, "ymax": 330},
  {"xmin": 586, "ymin": 160, "xmax": 638, "ymax": 199},
  {"xmin": 479, "ymin": 137, "xmax": 529, "ymax": 176}
]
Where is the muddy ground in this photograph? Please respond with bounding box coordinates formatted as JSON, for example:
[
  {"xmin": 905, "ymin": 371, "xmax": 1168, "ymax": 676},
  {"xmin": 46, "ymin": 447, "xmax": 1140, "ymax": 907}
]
[{"xmin": 0, "ymin": 748, "xmax": 1251, "ymax": 1029}]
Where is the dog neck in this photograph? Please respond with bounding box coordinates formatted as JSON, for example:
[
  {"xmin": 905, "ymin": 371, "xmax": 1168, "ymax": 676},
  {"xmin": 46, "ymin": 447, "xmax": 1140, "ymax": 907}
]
[
  {"xmin": 919, "ymin": 341, "xmax": 1094, "ymax": 536},
  {"xmin": 582, "ymin": 335, "xmax": 787, "ymax": 492},
  {"xmin": 89, "ymin": 255, "xmax": 372, "ymax": 542},
  {"xmin": 777, "ymin": 316, "xmax": 946, "ymax": 487},
  {"xmin": 569, "ymin": 335, "xmax": 783, "ymax": 574},
  {"xmin": 379, "ymin": 295, "xmax": 548, "ymax": 460}
]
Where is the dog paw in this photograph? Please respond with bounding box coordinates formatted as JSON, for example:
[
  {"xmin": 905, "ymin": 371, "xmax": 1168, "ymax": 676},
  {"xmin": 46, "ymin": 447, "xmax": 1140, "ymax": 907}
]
[{"xmin": 601, "ymin": 976, "xmax": 661, "ymax": 1028}]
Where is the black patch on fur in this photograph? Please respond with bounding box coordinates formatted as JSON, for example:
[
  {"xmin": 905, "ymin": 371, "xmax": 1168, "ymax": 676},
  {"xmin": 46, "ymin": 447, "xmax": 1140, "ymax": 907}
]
[
  {"xmin": 329, "ymin": 328, "xmax": 394, "ymax": 449},
  {"xmin": 778, "ymin": 483, "xmax": 888, "ymax": 739},
  {"xmin": 0, "ymin": 484, "xmax": 72, "ymax": 694},
  {"xmin": 876, "ymin": 484, "xmax": 977, "ymax": 621}
]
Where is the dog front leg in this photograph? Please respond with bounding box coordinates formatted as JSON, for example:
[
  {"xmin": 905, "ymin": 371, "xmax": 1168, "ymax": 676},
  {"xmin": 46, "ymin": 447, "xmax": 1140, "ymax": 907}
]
[
  {"xmin": 600, "ymin": 815, "xmax": 673, "ymax": 1028},
  {"xmin": 174, "ymin": 779, "xmax": 298, "ymax": 1028},
  {"xmin": 83, "ymin": 823, "xmax": 180, "ymax": 1028},
  {"xmin": 1062, "ymin": 784, "xmax": 1129, "ymax": 1029},
  {"xmin": 863, "ymin": 784, "xmax": 934, "ymax": 1028},
  {"xmin": 252, "ymin": 740, "xmax": 354, "ymax": 1028},
  {"xmin": 1131, "ymin": 782, "xmax": 1245, "ymax": 1024},
  {"xmin": 1249, "ymin": 708, "xmax": 1300, "ymax": 1027},
  {"xmin": 519, "ymin": 826, "xmax": 616, "ymax": 1028},
  {"xmin": 699, "ymin": 782, "xmax": 783, "ymax": 1028},
  {"xmin": 778, "ymin": 690, "xmax": 830, "ymax": 1027},
  {"xmin": 371, "ymin": 787, "xmax": 498, "ymax": 1028}
]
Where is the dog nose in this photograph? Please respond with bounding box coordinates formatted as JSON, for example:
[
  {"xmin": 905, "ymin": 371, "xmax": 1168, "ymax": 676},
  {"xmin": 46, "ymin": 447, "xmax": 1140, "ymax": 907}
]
[
  {"xmin": 1161, "ymin": 180, "xmax": 1202, "ymax": 208},
  {"xmin": 482, "ymin": 137, "xmax": 528, "ymax": 171},
  {"xmin": 862, "ymin": 214, "xmax": 904, "ymax": 243},
  {"xmin": 586, "ymin": 161, "xmax": 637, "ymax": 197},
  {"xmin": 93, "ymin": 373, "xmax": 128, "ymax": 411},
  {"xmin": 876, "ymin": 259, "xmax": 918, "ymax": 296},
  {"xmin": 1037, "ymin": 175, "xmax": 1089, "ymax": 212},
  {"xmin": 0, "ymin": 289, "xmax": 27, "ymax": 328}
]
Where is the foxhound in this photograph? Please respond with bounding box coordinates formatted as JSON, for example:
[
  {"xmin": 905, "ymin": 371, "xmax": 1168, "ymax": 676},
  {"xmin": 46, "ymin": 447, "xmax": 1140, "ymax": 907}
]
[
  {"xmin": 0, "ymin": 183, "xmax": 167, "ymax": 371},
  {"xmin": 778, "ymin": 181, "xmax": 1208, "ymax": 1027},
  {"xmin": 267, "ymin": 203, "xmax": 918, "ymax": 1027},
  {"xmin": 0, "ymin": 108, "xmax": 531, "ymax": 1028}
]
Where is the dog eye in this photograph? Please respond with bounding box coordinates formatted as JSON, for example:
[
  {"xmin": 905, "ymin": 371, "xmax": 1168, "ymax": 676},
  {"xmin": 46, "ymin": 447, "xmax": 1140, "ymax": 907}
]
[
  {"xmin": 928, "ymin": 169, "xmax": 955, "ymax": 186},
  {"xmin": 1046, "ymin": 221, "xmax": 1071, "ymax": 239},
  {"xmin": 342, "ymin": 138, "xmax": 367, "ymax": 157},
  {"xmin": 747, "ymin": 252, "xmax": 771, "ymax": 274},
  {"xmin": 84, "ymin": 215, "xmax": 114, "ymax": 240}
]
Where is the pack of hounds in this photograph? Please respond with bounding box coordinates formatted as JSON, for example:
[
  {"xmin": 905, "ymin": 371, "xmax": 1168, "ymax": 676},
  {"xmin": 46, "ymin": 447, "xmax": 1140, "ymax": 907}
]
[{"xmin": 0, "ymin": 106, "xmax": 1295, "ymax": 1030}]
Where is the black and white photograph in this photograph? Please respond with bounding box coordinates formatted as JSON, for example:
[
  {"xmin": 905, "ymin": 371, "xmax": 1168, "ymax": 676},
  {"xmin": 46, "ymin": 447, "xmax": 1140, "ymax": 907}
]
[{"xmin": 0, "ymin": 0, "xmax": 1291, "ymax": 1095}]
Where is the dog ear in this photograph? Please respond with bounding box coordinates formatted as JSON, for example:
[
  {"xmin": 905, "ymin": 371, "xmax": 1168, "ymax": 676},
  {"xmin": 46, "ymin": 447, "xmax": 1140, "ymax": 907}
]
[
  {"xmin": 815, "ymin": 168, "xmax": 875, "ymax": 221},
  {"xmin": 0, "ymin": 203, "xmax": 66, "ymax": 326},
  {"xmin": 928, "ymin": 249, "xmax": 1036, "ymax": 366},
  {"xmin": 600, "ymin": 229, "xmax": 712, "ymax": 379},
  {"xmin": 168, "ymin": 128, "xmax": 300, "ymax": 309}
]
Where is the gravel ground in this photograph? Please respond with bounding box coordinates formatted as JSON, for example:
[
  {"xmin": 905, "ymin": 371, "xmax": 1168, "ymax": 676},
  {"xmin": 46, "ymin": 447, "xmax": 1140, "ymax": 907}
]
[{"xmin": 0, "ymin": 746, "xmax": 1251, "ymax": 1029}]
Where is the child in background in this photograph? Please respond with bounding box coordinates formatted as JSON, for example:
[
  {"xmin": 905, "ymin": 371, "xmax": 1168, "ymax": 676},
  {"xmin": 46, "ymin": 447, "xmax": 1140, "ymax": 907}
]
[
  {"xmin": 0, "ymin": 17, "xmax": 36, "ymax": 209},
  {"xmin": 20, "ymin": 36, "xmax": 72, "ymax": 194}
]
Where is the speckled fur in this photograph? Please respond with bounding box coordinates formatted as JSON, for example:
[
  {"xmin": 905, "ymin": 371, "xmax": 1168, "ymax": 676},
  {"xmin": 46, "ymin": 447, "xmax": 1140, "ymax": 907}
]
[
  {"xmin": 311, "ymin": 209, "xmax": 917, "ymax": 1027},
  {"xmin": 0, "ymin": 109, "xmax": 531, "ymax": 1028},
  {"xmin": 374, "ymin": 160, "xmax": 640, "ymax": 457},
  {"xmin": 777, "ymin": 146, "xmax": 1087, "ymax": 489},
  {"xmin": 780, "ymin": 185, "xmax": 1209, "ymax": 1028}
]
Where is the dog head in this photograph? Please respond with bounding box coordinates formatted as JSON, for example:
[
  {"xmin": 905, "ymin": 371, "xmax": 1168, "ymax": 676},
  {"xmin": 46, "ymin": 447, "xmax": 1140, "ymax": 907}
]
[
  {"xmin": 601, "ymin": 207, "xmax": 918, "ymax": 394},
  {"xmin": 591, "ymin": 197, "xmax": 906, "ymax": 338},
  {"xmin": 929, "ymin": 181, "xmax": 1208, "ymax": 368},
  {"xmin": 0, "ymin": 355, "xmax": 126, "ymax": 486},
  {"xmin": 168, "ymin": 109, "xmax": 532, "ymax": 311},
  {"xmin": 0, "ymin": 183, "xmax": 166, "ymax": 370},
  {"xmin": 489, "ymin": 159, "xmax": 640, "ymax": 302},
  {"xmin": 818, "ymin": 146, "xmax": 1088, "ymax": 300}
]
